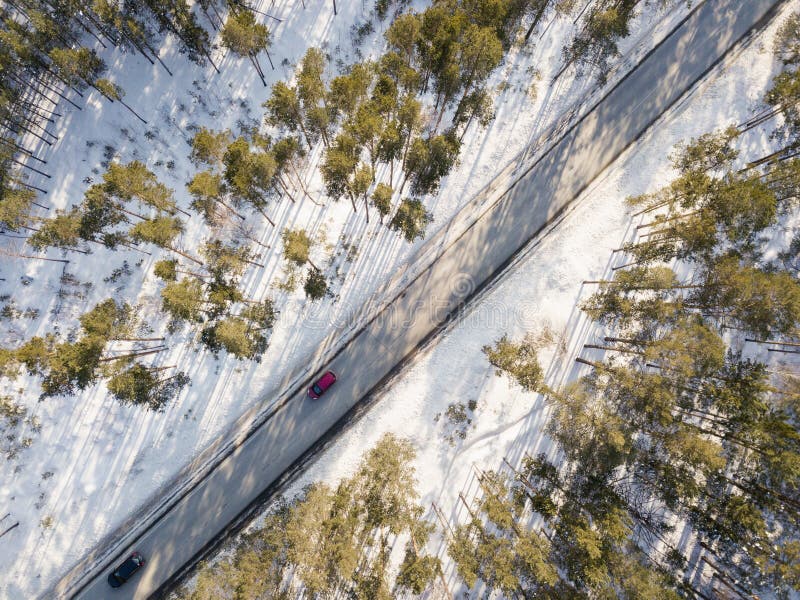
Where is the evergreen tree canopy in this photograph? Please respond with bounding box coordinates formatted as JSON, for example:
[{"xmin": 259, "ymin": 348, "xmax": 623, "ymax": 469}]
[
  {"xmin": 389, "ymin": 198, "xmax": 432, "ymax": 241},
  {"xmin": 221, "ymin": 10, "xmax": 270, "ymax": 58}
]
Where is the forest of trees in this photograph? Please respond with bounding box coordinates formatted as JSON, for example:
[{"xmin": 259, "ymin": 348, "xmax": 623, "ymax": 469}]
[
  {"xmin": 454, "ymin": 14, "xmax": 800, "ymax": 599},
  {"xmin": 0, "ymin": 0, "xmax": 280, "ymax": 409},
  {"xmin": 10, "ymin": 0, "xmax": 788, "ymax": 596},
  {"xmin": 177, "ymin": 434, "xmax": 446, "ymax": 600},
  {"xmin": 0, "ymin": 0, "xmax": 656, "ymax": 411},
  {"xmin": 0, "ymin": 0, "xmax": 783, "ymax": 596}
]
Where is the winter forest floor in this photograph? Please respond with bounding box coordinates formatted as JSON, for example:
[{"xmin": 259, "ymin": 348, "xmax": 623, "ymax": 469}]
[
  {"xmin": 170, "ymin": 1, "xmax": 800, "ymax": 598},
  {"xmin": 0, "ymin": 1, "xmax": 702, "ymax": 597}
]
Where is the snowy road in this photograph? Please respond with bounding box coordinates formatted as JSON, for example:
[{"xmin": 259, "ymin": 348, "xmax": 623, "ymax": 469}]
[{"xmin": 58, "ymin": 0, "xmax": 784, "ymax": 597}]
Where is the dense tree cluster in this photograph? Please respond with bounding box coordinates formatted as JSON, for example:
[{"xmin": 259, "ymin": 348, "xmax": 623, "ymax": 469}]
[
  {"xmin": 262, "ymin": 0, "xmax": 546, "ymax": 236},
  {"xmin": 3, "ymin": 158, "xmax": 278, "ymax": 406},
  {"xmin": 0, "ymin": 0, "xmax": 663, "ymax": 411},
  {"xmin": 466, "ymin": 20, "xmax": 800, "ymax": 596},
  {"xmin": 0, "ymin": 0, "xmax": 276, "ymax": 407},
  {"xmin": 0, "ymin": 0, "xmax": 272, "ymax": 254},
  {"xmin": 0, "ymin": 297, "xmax": 187, "ymax": 408},
  {"xmin": 177, "ymin": 434, "xmax": 443, "ymax": 599}
]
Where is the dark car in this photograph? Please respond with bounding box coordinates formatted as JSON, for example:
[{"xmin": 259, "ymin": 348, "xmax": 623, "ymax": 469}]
[
  {"xmin": 308, "ymin": 371, "xmax": 337, "ymax": 399},
  {"xmin": 107, "ymin": 552, "xmax": 145, "ymax": 588}
]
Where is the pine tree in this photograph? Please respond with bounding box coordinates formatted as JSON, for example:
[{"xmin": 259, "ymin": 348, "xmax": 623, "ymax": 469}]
[
  {"xmin": 40, "ymin": 337, "xmax": 106, "ymax": 398},
  {"xmin": 79, "ymin": 298, "xmax": 132, "ymax": 339},
  {"xmin": 395, "ymin": 517, "xmax": 442, "ymax": 594},
  {"xmin": 482, "ymin": 334, "xmax": 544, "ymax": 392},
  {"xmin": 564, "ymin": 0, "xmax": 640, "ymax": 83},
  {"xmin": 154, "ymin": 259, "xmax": 178, "ymax": 281},
  {"xmin": 450, "ymin": 24, "xmax": 503, "ymax": 124},
  {"xmin": 48, "ymin": 46, "xmax": 106, "ymax": 90},
  {"xmin": 297, "ymin": 47, "xmax": 332, "ymax": 147},
  {"xmin": 15, "ymin": 336, "xmax": 51, "ymax": 376},
  {"xmin": 321, "ymin": 132, "xmax": 360, "ymax": 210},
  {"xmin": 0, "ymin": 186, "xmax": 36, "ymax": 231},
  {"xmin": 404, "ymin": 132, "xmax": 460, "ymax": 196},
  {"xmin": 201, "ymin": 316, "xmax": 267, "ymax": 359},
  {"xmin": 694, "ymin": 255, "xmax": 800, "ymax": 337},
  {"xmin": 223, "ymin": 137, "xmax": 278, "ymax": 219},
  {"xmin": 190, "ymin": 128, "xmax": 233, "ymax": 166},
  {"xmin": 107, "ymin": 363, "xmax": 189, "ymax": 411},
  {"xmin": 161, "ymin": 279, "xmax": 206, "ymax": 322},
  {"xmin": 103, "ymin": 161, "xmax": 178, "ymax": 215},
  {"xmin": 371, "ymin": 183, "xmax": 392, "ymax": 223},
  {"xmin": 241, "ymin": 299, "xmax": 277, "ymax": 330},
  {"xmin": 281, "ymin": 228, "xmax": 319, "ymax": 270},
  {"xmin": 130, "ymin": 215, "xmax": 184, "ymax": 253},
  {"xmin": 303, "ymin": 269, "xmax": 328, "ymax": 300},
  {"xmin": 202, "ymin": 239, "xmax": 258, "ymax": 278},
  {"xmin": 27, "ymin": 209, "xmax": 83, "ymax": 251},
  {"xmin": 222, "ymin": 10, "xmax": 270, "ymax": 57},
  {"xmin": 389, "ymin": 198, "xmax": 432, "ymax": 242},
  {"xmin": 263, "ymin": 82, "xmax": 313, "ymax": 149},
  {"xmin": 187, "ymin": 170, "xmax": 231, "ymax": 225}
]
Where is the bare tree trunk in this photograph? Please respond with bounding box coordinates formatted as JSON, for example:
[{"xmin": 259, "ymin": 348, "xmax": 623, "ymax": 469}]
[
  {"xmin": 6, "ymin": 156, "xmax": 50, "ymax": 178},
  {"xmin": 3, "ymin": 118, "xmax": 54, "ymax": 146},
  {"xmin": 768, "ymin": 347, "xmax": 800, "ymax": 355},
  {"xmin": 745, "ymin": 337, "xmax": 800, "ymax": 347},
  {"xmin": 214, "ymin": 196, "xmax": 246, "ymax": 219},
  {"xmin": 583, "ymin": 343, "xmax": 644, "ymax": 355},
  {"xmin": 431, "ymin": 502, "xmax": 456, "ymax": 539},
  {"xmin": 248, "ymin": 55, "xmax": 267, "ymax": 86},
  {"xmin": 288, "ymin": 164, "xmax": 323, "ymax": 205},
  {"xmin": 631, "ymin": 199, "xmax": 670, "ymax": 217},
  {"xmin": 0, "ymin": 522, "xmax": 19, "ymax": 538},
  {"xmin": 167, "ymin": 246, "xmax": 204, "ymax": 266},
  {"xmin": 635, "ymin": 209, "xmax": 702, "ymax": 230},
  {"xmin": 118, "ymin": 99, "xmax": 148, "ymax": 124},
  {"xmin": 524, "ymin": 1, "xmax": 549, "ymax": 42},
  {"xmin": 603, "ymin": 336, "xmax": 647, "ymax": 345},
  {"xmin": 1, "ymin": 250, "xmax": 69, "ymax": 263},
  {"xmin": 100, "ymin": 346, "xmax": 166, "ymax": 362},
  {"xmin": 275, "ymin": 175, "xmax": 297, "ymax": 203},
  {"xmin": 119, "ymin": 241, "xmax": 152, "ymax": 256},
  {"xmin": 253, "ymin": 205, "xmax": 276, "ymax": 227},
  {"xmin": 0, "ymin": 137, "xmax": 47, "ymax": 164}
]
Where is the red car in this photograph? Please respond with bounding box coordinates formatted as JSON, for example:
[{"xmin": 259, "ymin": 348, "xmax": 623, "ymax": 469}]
[{"xmin": 308, "ymin": 371, "xmax": 337, "ymax": 399}]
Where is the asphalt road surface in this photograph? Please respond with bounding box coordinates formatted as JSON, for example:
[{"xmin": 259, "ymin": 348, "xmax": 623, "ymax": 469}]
[{"xmin": 57, "ymin": 0, "xmax": 784, "ymax": 597}]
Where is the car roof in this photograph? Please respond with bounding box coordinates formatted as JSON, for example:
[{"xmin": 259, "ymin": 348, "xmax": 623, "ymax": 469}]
[{"xmin": 117, "ymin": 557, "xmax": 140, "ymax": 578}]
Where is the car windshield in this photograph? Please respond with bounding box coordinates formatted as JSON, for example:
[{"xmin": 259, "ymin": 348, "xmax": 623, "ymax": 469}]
[{"xmin": 312, "ymin": 384, "xmax": 323, "ymax": 395}]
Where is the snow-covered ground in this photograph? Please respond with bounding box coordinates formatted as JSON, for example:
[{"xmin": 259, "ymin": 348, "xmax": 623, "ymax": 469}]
[
  {"xmin": 195, "ymin": 2, "xmax": 795, "ymax": 596},
  {"xmin": 0, "ymin": 1, "xmax": 699, "ymax": 597}
]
